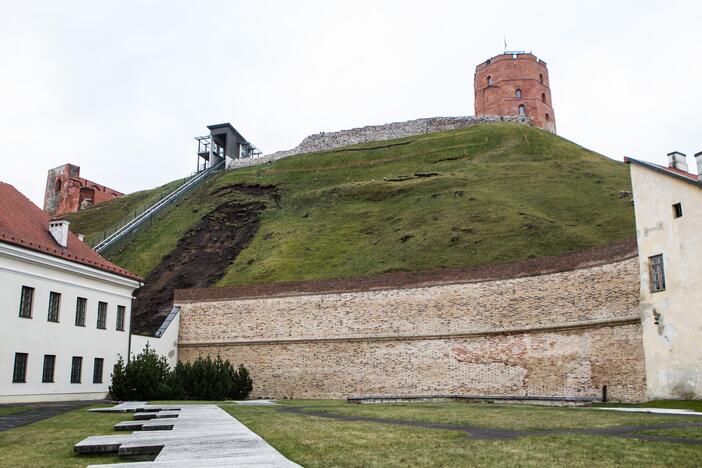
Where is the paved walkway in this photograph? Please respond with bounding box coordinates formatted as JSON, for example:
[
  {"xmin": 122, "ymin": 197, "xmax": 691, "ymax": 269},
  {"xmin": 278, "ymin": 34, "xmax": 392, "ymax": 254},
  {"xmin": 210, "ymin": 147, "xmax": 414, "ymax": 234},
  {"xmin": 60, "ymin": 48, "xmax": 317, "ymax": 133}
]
[
  {"xmin": 0, "ymin": 400, "xmax": 96, "ymax": 432},
  {"xmin": 279, "ymin": 405, "xmax": 702, "ymax": 445},
  {"xmin": 76, "ymin": 402, "xmax": 300, "ymax": 467}
]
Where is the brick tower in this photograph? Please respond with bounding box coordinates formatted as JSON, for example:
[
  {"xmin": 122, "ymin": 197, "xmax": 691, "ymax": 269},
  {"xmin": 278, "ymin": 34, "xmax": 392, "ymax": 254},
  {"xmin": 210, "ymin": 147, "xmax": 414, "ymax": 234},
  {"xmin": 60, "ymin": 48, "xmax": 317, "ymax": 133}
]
[{"xmin": 474, "ymin": 52, "xmax": 556, "ymax": 133}]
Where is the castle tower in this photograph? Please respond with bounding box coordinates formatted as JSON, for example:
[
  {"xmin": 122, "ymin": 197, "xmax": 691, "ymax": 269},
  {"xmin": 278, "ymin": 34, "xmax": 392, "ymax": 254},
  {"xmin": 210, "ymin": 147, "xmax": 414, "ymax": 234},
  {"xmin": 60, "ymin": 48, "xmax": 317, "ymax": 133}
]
[{"xmin": 474, "ymin": 52, "xmax": 556, "ymax": 133}]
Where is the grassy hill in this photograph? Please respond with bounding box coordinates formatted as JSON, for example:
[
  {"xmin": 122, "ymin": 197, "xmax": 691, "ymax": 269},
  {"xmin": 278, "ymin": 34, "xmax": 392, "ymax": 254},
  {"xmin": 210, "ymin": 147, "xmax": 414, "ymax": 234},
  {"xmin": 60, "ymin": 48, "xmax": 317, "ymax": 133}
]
[{"xmin": 68, "ymin": 123, "xmax": 634, "ymax": 330}]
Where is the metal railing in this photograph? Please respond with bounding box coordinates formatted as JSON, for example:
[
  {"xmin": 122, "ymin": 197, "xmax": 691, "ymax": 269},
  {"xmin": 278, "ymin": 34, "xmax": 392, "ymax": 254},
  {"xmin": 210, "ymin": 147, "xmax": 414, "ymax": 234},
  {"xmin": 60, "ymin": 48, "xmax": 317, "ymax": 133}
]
[
  {"xmin": 92, "ymin": 161, "xmax": 224, "ymax": 254},
  {"xmin": 154, "ymin": 305, "xmax": 180, "ymax": 337}
]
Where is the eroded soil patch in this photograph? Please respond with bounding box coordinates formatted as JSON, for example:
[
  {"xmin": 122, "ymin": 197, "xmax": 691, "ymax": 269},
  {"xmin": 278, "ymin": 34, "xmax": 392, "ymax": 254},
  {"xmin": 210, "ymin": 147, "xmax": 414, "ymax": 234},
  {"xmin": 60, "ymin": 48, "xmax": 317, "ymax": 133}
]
[{"xmin": 131, "ymin": 185, "xmax": 277, "ymax": 335}]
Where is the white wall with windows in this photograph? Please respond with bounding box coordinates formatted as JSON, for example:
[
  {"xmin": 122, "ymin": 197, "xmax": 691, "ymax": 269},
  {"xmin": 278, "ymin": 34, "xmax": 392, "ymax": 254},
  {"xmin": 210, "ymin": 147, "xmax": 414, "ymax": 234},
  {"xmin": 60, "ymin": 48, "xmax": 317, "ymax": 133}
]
[
  {"xmin": 0, "ymin": 242, "xmax": 140, "ymax": 403},
  {"xmin": 629, "ymin": 162, "xmax": 702, "ymax": 399}
]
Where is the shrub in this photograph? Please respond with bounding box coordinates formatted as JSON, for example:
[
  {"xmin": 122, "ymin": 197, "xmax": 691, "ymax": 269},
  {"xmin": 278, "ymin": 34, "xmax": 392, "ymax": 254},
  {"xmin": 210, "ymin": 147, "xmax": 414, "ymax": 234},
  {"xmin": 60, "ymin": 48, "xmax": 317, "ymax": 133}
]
[
  {"xmin": 231, "ymin": 364, "xmax": 253, "ymax": 400},
  {"xmin": 108, "ymin": 344, "xmax": 171, "ymax": 400},
  {"xmin": 108, "ymin": 345, "xmax": 253, "ymax": 401}
]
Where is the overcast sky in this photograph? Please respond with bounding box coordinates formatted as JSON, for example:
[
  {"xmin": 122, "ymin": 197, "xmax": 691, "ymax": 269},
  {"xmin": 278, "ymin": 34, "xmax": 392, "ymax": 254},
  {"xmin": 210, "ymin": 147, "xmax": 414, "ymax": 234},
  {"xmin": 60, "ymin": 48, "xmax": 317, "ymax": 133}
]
[{"xmin": 1, "ymin": 0, "xmax": 700, "ymax": 205}]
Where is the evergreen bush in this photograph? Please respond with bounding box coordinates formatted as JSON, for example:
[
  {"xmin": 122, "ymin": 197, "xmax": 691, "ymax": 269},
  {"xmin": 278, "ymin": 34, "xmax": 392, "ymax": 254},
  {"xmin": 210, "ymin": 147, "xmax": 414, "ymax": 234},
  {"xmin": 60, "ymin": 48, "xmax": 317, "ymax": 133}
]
[{"xmin": 108, "ymin": 346, "xmax": 253, "ymax": 401}]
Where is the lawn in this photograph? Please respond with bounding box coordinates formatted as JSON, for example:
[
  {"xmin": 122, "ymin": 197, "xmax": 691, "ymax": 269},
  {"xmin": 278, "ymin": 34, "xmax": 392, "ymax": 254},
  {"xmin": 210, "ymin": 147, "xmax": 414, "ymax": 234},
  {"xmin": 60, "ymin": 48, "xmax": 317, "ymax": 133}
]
[
  {"xmin": 224, "ymin": 400, "xmax": 702, "ymax": 467},
  {"xmin": 0, "ymin": 404, "xmax": 128, "ymax": 467},
  {"xmin": 3, "ymin": 400, "xmax": 701, "ymax": 467}
]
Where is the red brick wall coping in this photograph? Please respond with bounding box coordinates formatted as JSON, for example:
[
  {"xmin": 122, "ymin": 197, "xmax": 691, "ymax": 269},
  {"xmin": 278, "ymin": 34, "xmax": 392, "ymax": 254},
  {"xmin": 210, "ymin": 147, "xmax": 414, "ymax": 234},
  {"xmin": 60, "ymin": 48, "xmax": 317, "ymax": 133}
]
[{"xmin": 174, "ymin": 238, "xmax": 637, "ymax": 303}]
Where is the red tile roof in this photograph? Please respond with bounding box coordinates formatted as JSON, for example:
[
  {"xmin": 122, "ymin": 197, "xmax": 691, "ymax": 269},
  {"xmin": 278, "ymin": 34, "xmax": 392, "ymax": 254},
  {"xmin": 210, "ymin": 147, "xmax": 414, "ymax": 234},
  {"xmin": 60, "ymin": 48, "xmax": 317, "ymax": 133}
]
[{"xmin": 0, "ymin": 181, "xmax": 142, "ymax": 282}]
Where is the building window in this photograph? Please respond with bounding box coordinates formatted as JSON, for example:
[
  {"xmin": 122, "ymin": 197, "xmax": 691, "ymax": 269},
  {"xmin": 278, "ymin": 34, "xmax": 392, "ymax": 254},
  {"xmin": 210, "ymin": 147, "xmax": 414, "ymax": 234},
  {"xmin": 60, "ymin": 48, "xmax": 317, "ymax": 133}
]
[
  {"xmin": 19, "ymin": 286, "xmax": 34, "ymax": 318},
  {"xmin": 75, "ymin": 297, "xmax": 87, "ymax": 326},
  {"xmin": 97, "ymin": 302, "xmax": 107, "ymax": 329},
  {"xmin": 12, "ymin": 353, "xmax": 28, "ymax": 383},
  {"xmin": 116, "ymin": 306, "xmax": 126, "ymax": 331},
  {"xmin": 542, "ymin": 92, "xmax": 547, "ymax": 103},
  {"xmin": 518, "ymin": 105, "xmax": 526, "ymax": 117},
  {"xmin": 515, "ymin": 89, "xmax": 522, "ymax": 99},
  {"xmin": 540, "ymin": 73, "xmax": 544, "ymax": 84},
  {"xmin": 487, "ymin": 76, "xmax": 493, "ymax": 87},
  {"xmin": 70, "ymin": 356, "xmax": 82, "ymax": 383},
  {"xmin": 47, "ymin": 291, "xmax": 61, "ymax": 322},
  {"xmin": 673, "ymin": 202, "xmax": 683, "ymax": 218},
  {"xmin": 93, "ymin": 358, "xmax": 104, "ymax": 384},
  {"xmin": 42, "ymin": 355, "xmax": 56, "ymax": 383},
  {"xmin": 649, "ymin": 254, "xmax": 666, "ymax": 292}
]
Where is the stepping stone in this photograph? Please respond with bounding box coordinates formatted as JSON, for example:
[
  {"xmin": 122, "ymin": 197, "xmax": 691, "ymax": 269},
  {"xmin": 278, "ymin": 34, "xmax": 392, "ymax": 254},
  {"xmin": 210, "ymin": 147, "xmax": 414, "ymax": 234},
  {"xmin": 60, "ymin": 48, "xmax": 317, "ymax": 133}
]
[
  {"xmin": 90, "ymin": 402, "xmax": 148, "ymax": 413},
  {"xmin": 74, "ymin": 435, "xmax": 129, "ymax": 454},
  {"xmin": 114, "ymin": 421, "xmax": 143, "ymax": 431},
  {"xmin": 133, "ymin": 412, "xmax": 160, "ymax": 420}
]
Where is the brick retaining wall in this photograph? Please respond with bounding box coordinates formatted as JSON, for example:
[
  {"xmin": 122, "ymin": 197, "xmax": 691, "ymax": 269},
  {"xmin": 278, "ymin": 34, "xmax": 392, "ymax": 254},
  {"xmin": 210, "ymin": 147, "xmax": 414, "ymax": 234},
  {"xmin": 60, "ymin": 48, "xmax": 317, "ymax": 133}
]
[{"xmin": 177, "ymin": 246, "xmax": 646, "ymax": 401}]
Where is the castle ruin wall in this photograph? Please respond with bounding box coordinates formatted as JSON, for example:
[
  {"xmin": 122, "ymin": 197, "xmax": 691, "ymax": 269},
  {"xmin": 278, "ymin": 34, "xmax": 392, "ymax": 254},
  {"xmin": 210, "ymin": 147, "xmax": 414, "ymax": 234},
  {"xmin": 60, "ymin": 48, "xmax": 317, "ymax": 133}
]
[{"xmin": 228, "ymin": 115, "xmax": 530, "ymax": 170}]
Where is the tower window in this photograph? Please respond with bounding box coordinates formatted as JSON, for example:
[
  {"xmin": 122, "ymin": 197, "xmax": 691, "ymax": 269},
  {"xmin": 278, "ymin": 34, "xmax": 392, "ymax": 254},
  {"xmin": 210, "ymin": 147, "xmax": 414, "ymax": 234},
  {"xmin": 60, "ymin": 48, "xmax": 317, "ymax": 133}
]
[
  {"xmin": 539, "ymin": 74, "xmax": 544, "ymax": 84},
  {"xmin": 515, "ymin": 89, "xmax": 522, "ymax": 99},
  {"xmin": 518, "ymin": 105, "xmax": 526, "ymax": 117},
  {"xmin": 546, "ymin": 113, "xmax": 551, "ymax": 121},
  {"xmin": 487, "ymin": 76, "xmax": 493, "ymax": 87},
  {"xmin": 542, "ymin": 93, "xmax": 547, "ymax": 103},
  {"xmin": 55, "ymin": 179, "xmax": 62, "ymax": 193}
]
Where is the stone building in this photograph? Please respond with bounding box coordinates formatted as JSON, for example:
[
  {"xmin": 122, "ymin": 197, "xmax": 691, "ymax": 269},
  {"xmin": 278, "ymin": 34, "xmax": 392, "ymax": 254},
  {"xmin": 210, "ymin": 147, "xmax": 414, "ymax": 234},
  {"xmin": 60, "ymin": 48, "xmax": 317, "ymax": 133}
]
[
  {"xmin": 625, "ymin": 151, "xmax": 702, "ymax": 399},
  {"xmin": 474, "ymin": 52, "xmax": 556, "ymax": 133},
  {"xmin": 43, "ymin": 164, "xmax": 123, "ymax": 217}
]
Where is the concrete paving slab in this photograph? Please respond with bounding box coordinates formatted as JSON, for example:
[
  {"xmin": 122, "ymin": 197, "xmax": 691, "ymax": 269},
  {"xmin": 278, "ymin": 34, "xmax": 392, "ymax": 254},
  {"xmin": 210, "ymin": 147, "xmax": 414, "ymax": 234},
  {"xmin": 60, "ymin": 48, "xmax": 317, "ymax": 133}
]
[
  {"xmin": 231, "ymin": 400, "xmax": 278, "ymax": 406},
  {"xmin": 90, "ymin": 402, "xmax": 148, "ymax": 413},
  {"xmin": 594, "ymin": 407, "xmax": 702, "ymax": 416},
  {"xmin": 78, "ymin": 402, "xmax": 300, "ymax": 467}
]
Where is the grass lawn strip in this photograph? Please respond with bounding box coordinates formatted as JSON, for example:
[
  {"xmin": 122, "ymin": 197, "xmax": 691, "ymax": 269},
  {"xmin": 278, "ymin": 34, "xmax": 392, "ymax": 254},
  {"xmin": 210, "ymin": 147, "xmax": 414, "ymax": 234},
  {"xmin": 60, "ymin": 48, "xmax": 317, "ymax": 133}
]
[
  {"xmin": 0, "ymin": 406, "xmax": 30, "ymax": 417},
  {"xmin": 223, "ymin": 401, "xmax": 702, "ymax": 467},
  {"xmin": 0, "ymin": 404, "xmax": 127, "ymax": 467}
]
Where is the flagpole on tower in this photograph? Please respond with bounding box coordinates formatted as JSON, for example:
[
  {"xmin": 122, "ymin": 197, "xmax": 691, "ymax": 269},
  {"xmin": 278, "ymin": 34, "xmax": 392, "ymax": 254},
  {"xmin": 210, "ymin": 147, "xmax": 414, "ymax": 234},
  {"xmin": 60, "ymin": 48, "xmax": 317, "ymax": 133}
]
[{"xmin": 504, "ymin": 36, "xmax": 508, "ymax": 51}]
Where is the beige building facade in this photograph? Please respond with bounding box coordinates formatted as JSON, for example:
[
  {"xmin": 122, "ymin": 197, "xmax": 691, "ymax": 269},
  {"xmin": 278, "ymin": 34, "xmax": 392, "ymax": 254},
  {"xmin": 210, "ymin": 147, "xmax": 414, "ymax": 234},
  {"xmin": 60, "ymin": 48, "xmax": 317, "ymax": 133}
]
[{"xmin": 627, "ymin": 153, "xmax": 702, "ymax": 399}]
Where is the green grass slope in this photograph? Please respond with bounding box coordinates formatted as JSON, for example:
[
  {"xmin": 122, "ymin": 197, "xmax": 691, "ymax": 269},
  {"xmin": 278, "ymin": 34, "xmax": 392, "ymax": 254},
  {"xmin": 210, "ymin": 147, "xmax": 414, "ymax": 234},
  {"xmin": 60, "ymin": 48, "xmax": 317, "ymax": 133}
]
[{"xmin": 68, "ymin": 123, "xmax": 635, "ymax": 285}]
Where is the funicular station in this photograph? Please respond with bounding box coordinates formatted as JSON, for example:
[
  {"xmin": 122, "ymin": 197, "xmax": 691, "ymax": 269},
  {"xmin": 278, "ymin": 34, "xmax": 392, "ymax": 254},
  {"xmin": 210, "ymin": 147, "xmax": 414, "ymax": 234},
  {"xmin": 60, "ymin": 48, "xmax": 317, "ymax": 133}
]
[{"xmin": 195, "ymin": 123, "xmax": 261, "ymax": 172}]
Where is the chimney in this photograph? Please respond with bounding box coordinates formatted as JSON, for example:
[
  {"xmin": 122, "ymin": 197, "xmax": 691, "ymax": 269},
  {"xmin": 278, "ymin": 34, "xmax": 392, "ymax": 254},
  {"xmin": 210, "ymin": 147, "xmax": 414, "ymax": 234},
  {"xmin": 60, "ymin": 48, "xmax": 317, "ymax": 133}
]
[
  {"xmin": 49, "ymin": 219, "xmax": 70, "ymax": 248},
  {"xmin": 77, "ymin": 233, "xmax": 85, "ymax": 242},
  {"xmin": 667, "ymin": 151, "xmax": 688, "ymax": 172},
  {"xmin": 695, "ymin": 151, "xmax": 702, "ymax": 176}
]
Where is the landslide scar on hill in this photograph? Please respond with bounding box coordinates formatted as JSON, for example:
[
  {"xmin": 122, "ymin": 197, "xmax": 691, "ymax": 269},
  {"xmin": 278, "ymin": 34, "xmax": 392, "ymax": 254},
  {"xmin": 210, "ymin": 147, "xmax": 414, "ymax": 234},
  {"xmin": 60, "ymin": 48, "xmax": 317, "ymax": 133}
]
[{"xmin": 130, "ymin": 184, "xmax": 279, "ymax": 335}]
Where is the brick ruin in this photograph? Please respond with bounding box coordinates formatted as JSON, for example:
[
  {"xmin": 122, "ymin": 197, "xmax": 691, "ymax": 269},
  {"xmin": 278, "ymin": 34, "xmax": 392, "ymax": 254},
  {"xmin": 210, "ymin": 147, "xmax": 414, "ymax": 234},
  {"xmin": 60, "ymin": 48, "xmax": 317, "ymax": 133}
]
[
  {"xmin": 175, "ymin": 240, "xmax": 647, "ymax": 402},
  {"xmin": 474, "ymin": 52, "xmax": 557, "ymax": 133},
  {"xmin": 43, "ymin": 164, "xmax": 123, "ymax": 217}
]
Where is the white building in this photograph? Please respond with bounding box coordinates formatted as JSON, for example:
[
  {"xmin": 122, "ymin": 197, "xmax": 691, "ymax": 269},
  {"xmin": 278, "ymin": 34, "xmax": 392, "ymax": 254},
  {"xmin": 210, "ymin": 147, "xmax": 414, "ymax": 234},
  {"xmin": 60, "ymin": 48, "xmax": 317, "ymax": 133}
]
[
  {"xmin": 626, "ymin": 152, "xmax": 702, "ymax": 400},
  {"xmin": 0, "ymin": 182, "xmax": 142, "ymax": 403}
]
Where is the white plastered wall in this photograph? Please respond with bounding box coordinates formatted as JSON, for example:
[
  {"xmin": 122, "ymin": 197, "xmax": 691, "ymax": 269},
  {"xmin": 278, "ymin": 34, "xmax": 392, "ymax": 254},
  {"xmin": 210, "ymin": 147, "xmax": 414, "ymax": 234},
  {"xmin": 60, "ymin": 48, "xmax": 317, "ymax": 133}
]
[
  {"xmin": 130, "ymin": 311, "xmax": 180, "ymax": 369},
  {"xmin": 0, "ymin": 243, "xmax": 139, "ymax": 403},
  {"xmin": 630, "ymin": 163, "xmax": 702, "ymax": 399}
]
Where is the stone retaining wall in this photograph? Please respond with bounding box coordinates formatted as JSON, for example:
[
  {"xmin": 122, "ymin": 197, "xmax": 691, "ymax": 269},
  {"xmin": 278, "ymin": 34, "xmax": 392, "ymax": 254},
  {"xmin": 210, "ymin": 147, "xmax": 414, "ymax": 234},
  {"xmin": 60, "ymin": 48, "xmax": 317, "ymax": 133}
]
[
  {"xmin": 227, "ymin": 115, "xmax": 531, "ymax": 169},
  {"xmin": 176, "ymin": 246, "xmax": 646, "ymax": 402}
]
